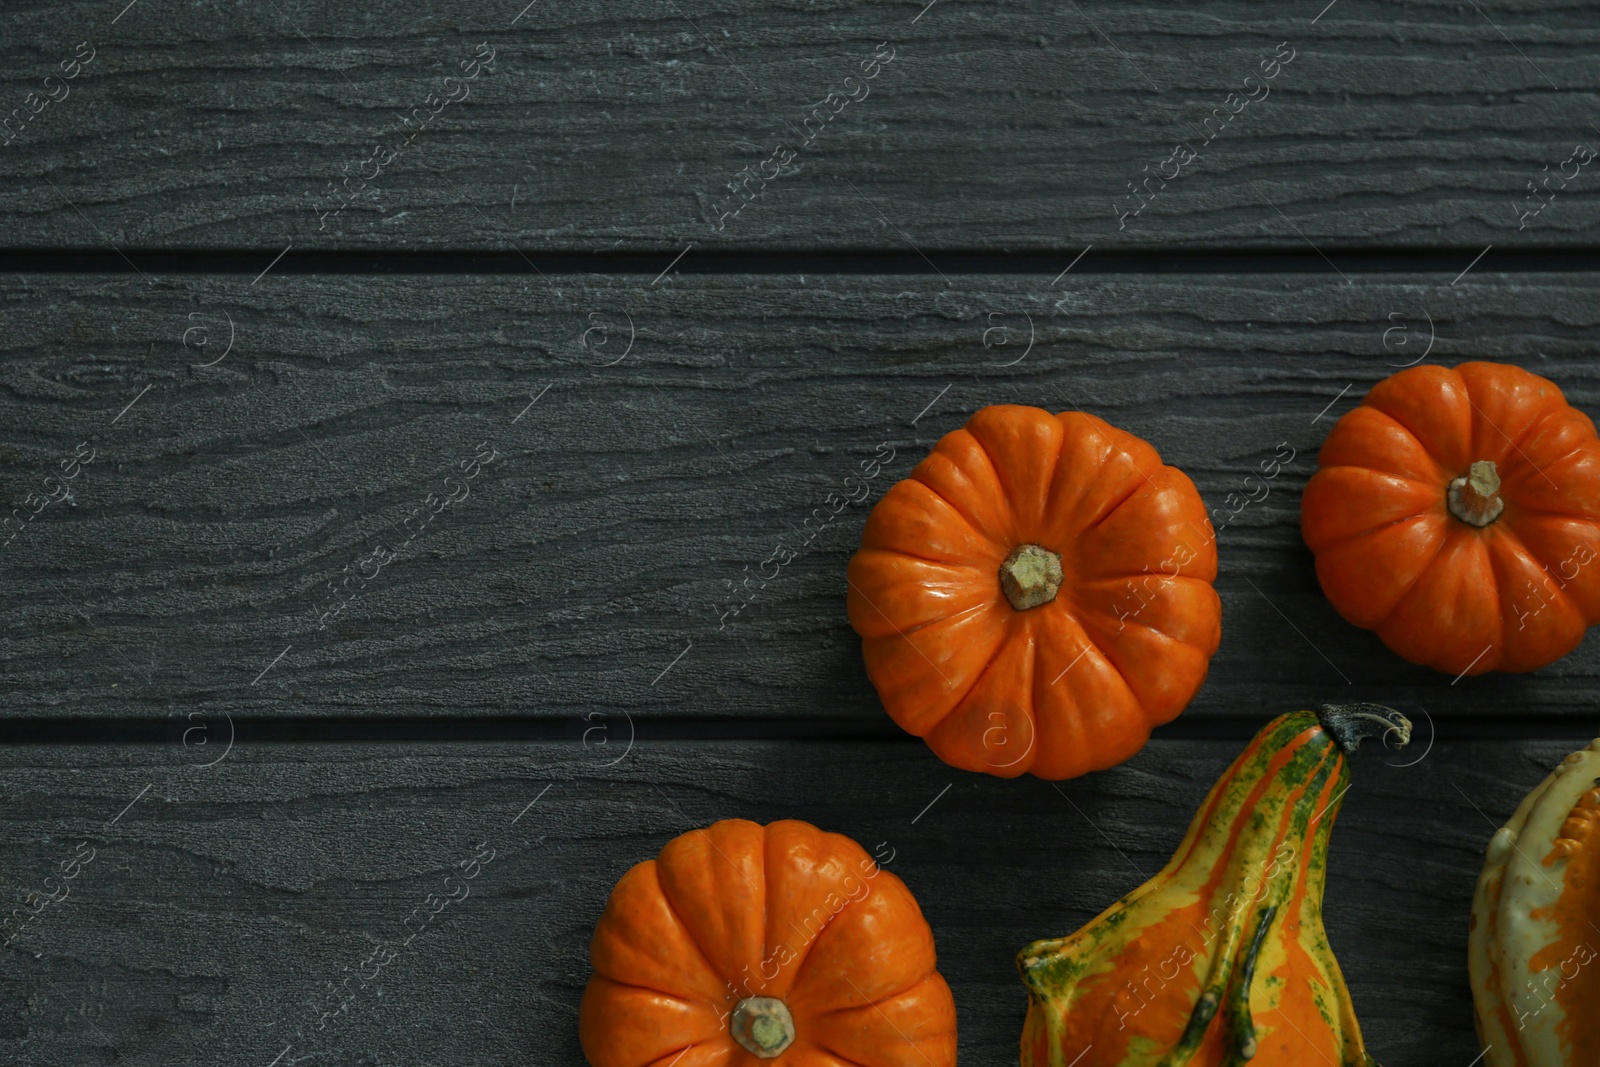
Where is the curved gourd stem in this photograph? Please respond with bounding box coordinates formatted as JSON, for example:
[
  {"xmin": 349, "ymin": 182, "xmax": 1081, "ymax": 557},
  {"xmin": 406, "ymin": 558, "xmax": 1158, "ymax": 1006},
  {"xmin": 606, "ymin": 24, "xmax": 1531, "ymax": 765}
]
[
  {"xmin": 1223, "ymin": 904, "xmax": 1277, "ymax": 1064},
  {"xmin": 1316, "ymin": 703, "xmax": 1411, "ymax": 754}
]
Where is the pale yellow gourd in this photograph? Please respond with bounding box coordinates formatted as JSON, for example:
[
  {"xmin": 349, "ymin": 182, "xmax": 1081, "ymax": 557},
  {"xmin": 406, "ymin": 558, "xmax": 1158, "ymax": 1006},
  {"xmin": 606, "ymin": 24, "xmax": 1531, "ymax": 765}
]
[{"xmin": 1469, "ymin": 739, "xmax": 1600, "ymax": 1067}]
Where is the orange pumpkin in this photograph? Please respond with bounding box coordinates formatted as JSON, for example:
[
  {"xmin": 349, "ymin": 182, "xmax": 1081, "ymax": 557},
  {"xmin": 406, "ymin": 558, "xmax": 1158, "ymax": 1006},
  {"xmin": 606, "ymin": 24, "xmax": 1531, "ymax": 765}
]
[
  {"xmin": 579, "ymin": 818, "xmax": 957, "ymax": 1067},
  {"xmin": 846, "ymin": 404, "xmax": 1221, "ymax": 780},
  {"xmin": 1302, "ymin": 361, "xmax": 1600, "ymax": 676}
]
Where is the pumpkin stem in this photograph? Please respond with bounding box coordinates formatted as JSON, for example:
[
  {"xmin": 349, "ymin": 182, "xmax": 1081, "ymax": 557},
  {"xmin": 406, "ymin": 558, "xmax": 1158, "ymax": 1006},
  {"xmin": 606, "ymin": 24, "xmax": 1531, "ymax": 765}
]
[
  {"xmin": 1447, "ymin": 460, "xmax": 1505, "ymax": 527},
  {"xmin": 1223, "ymin": 904, "xmax": 1277, "ymax": 1064},
  {"xmin": 1000, "ymin": 544, "xmax": 1064, "ymax": 611},
  {"xmin": 1316, "ymin": 703, "xmax": 1412, "ymax": 754},
  {"xmin": 731, "ymin": 997, "xmax": 795, "ymax": 1059}
]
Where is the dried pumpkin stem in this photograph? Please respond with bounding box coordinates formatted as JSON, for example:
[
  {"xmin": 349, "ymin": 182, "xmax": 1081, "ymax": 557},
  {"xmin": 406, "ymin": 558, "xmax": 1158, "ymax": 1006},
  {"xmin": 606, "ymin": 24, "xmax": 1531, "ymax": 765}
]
[
  {"xmin": 731, "ymin": 997, "xmax": 795, "ymax": 1059},
  {"xmin": 1000, "ymin": 543, "xmax": 1063, "ymax": 611},
  {"xmin": 1447, "ymin": 460, "xmax": 1505, "ymax": 527}
]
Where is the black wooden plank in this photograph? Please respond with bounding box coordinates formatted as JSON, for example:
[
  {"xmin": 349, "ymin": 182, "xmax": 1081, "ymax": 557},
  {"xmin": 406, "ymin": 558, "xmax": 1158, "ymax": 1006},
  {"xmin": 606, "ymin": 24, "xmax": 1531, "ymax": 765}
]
[
  {"xmin": 2, "ymin": 1, "xmax": 1599, "ymax": 250},
  {"xmin": 0, "ymin": 735, "xmax": 1585, "ymax": 1065},
  {"xmin": 5, "ymin": 272, "xmax": 1600, "ymax": 721}
]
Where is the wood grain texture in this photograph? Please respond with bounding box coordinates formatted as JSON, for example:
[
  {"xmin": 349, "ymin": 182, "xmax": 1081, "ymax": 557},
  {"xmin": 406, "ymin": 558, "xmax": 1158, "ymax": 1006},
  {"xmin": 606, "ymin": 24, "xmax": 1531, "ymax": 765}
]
[
  {"xmin": 0, "ymin": 736, "xmax": 1587, "ymax": 1066},
  {"xmin": 5, "ymin": 271, "xmax": 1600, "ymax": 722},
  {"xmin": 2, "ymin": 0, "xmax": 1599, "ymax": 250}
]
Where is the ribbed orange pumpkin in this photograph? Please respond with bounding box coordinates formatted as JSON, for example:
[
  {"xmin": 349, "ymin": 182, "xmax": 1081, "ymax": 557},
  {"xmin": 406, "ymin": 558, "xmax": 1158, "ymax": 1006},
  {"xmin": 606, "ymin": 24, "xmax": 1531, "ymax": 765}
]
[
  {"xmin": 1302, "ymin": 361, "xmax": 1600, "ymax": 676},
  {"xmin": 847, "ymin": 404, "xmax": 1221, "ymax": 779},
  {"xmin": 579, "ymin": 818, "xmax": 956, "ymax": 1067}
]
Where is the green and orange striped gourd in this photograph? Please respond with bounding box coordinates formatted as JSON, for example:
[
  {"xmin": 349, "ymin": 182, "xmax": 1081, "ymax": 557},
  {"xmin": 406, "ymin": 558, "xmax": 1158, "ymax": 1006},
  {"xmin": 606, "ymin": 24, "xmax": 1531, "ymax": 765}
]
[{"xmin": 1017, "ymin": 704, "xmax": 1409, "ymax": 1067}]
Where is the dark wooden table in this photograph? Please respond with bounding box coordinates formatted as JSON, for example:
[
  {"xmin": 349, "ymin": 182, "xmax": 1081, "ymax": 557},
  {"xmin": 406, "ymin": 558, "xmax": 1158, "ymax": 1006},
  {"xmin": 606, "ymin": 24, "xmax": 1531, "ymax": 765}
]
[{"xmin": 3, "ymin": 2, "xmax": 1598, "ymax": 1064}]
